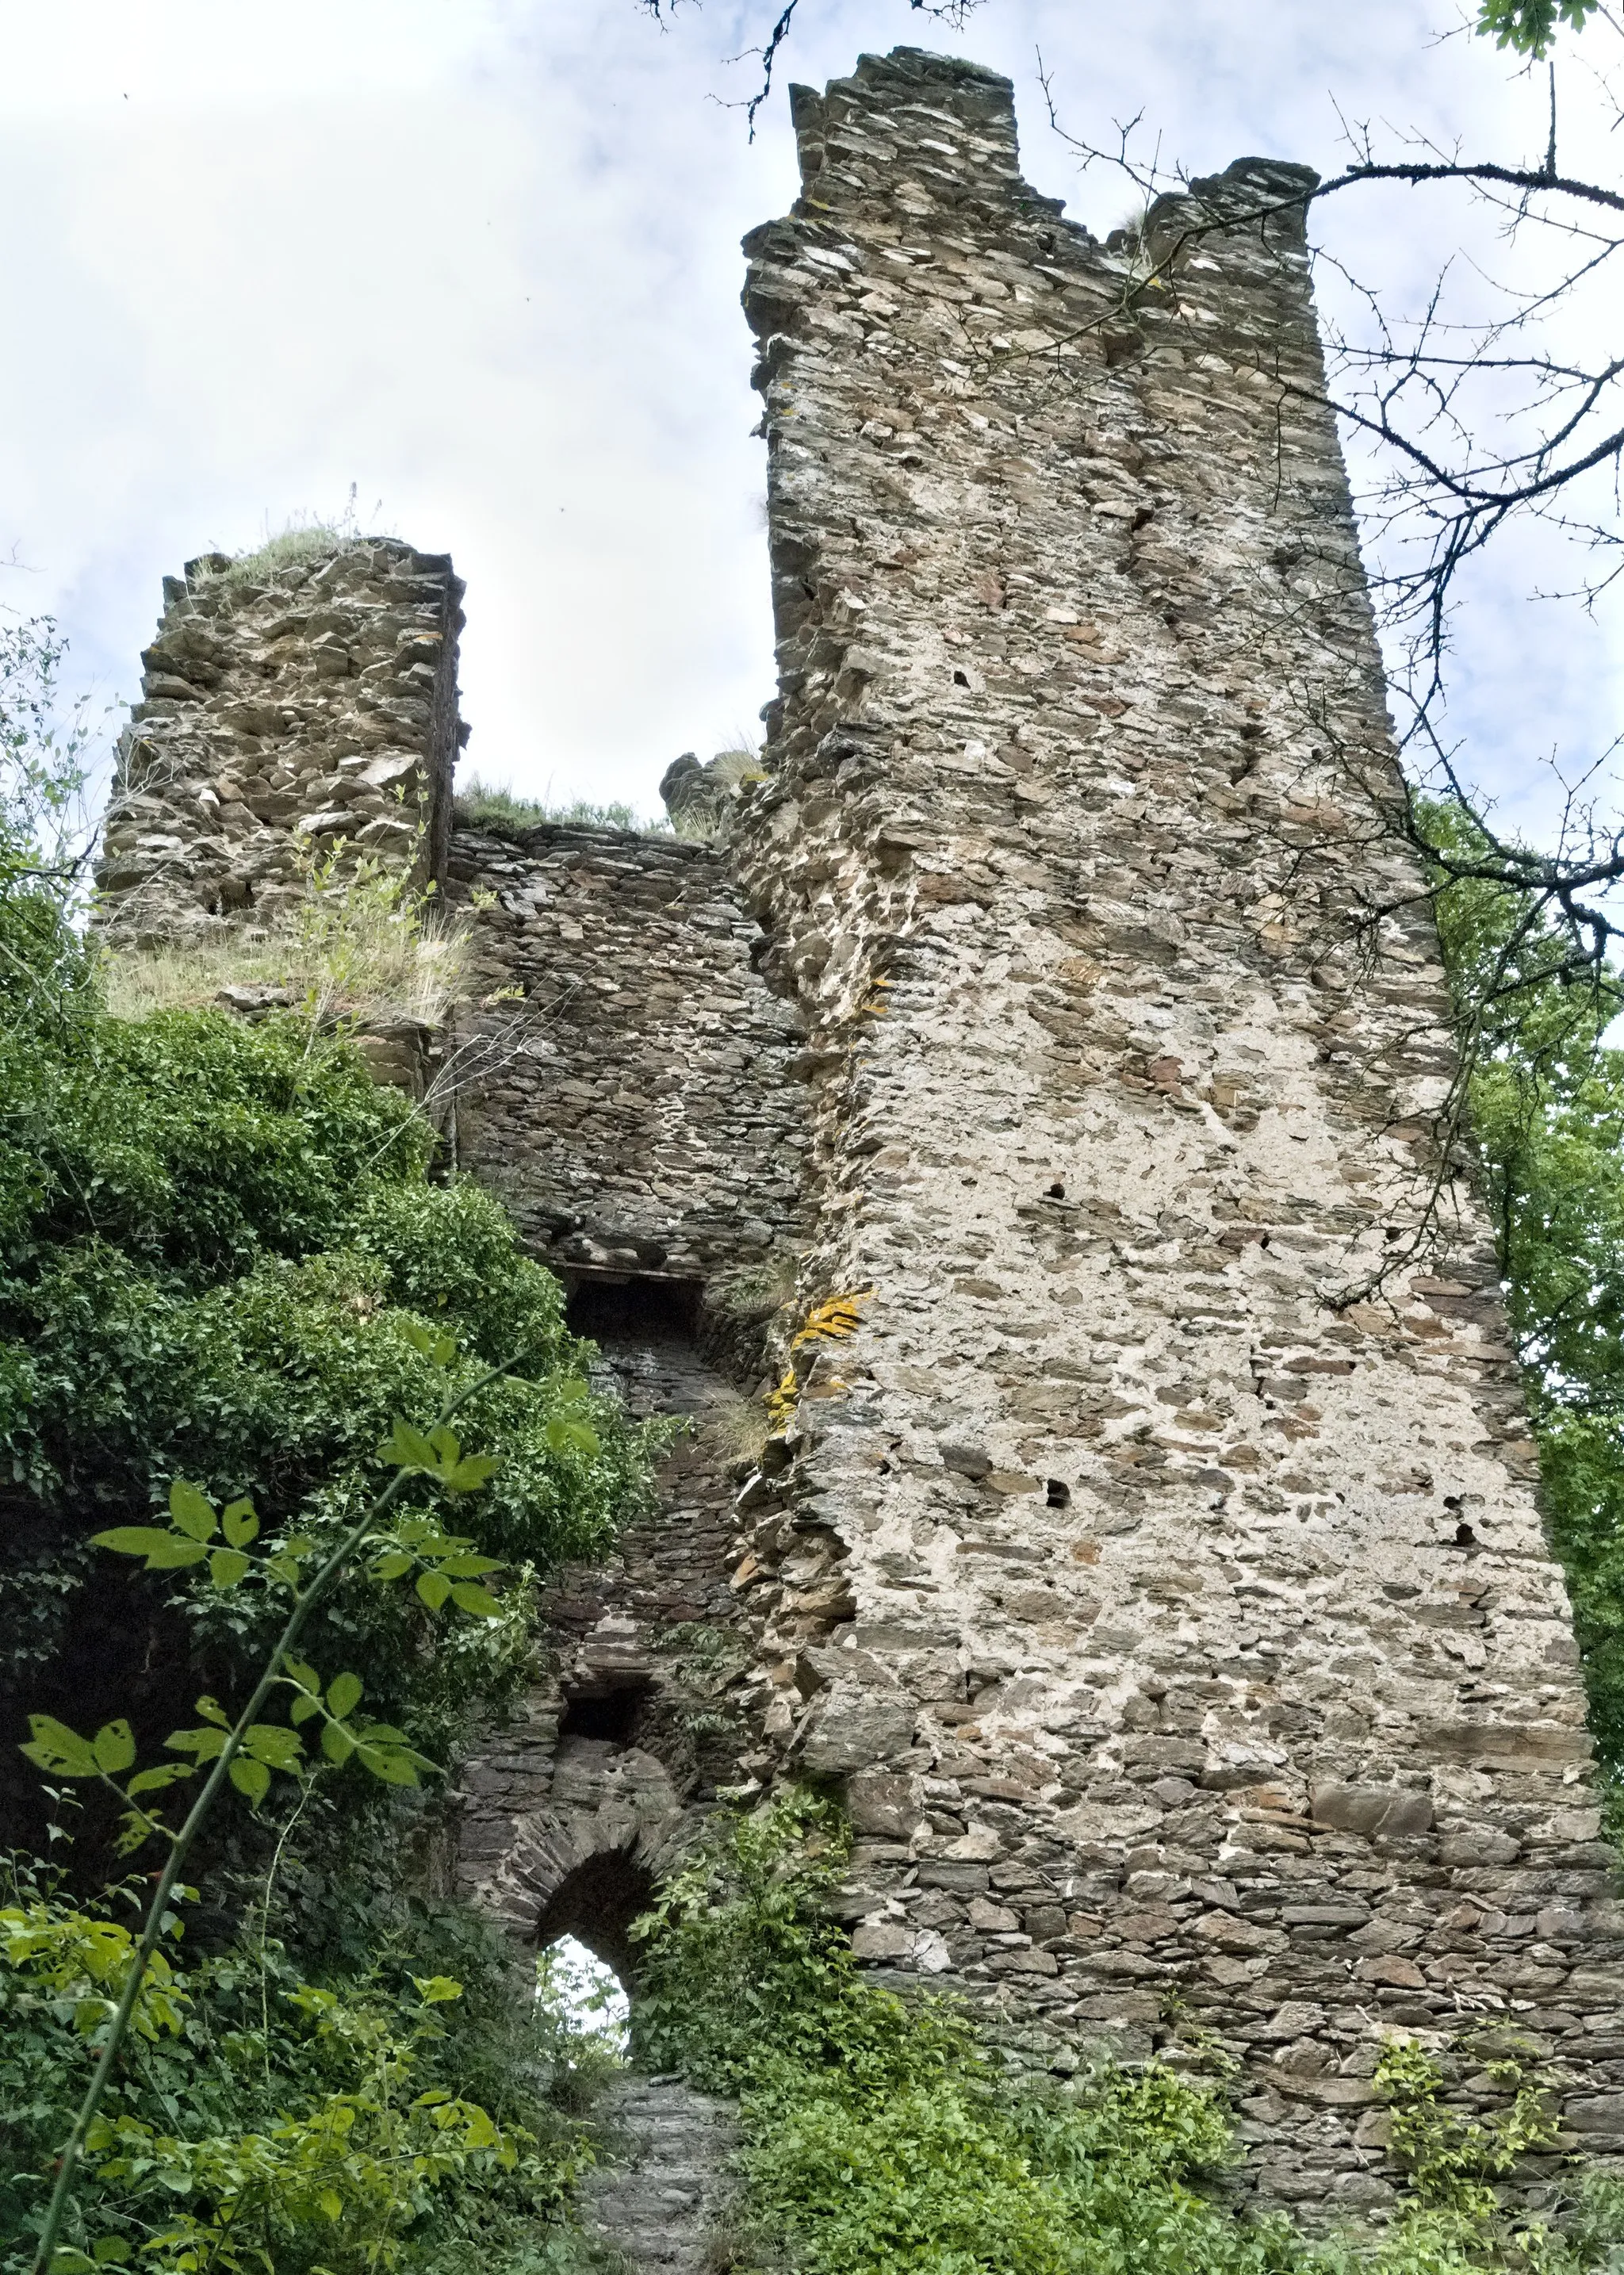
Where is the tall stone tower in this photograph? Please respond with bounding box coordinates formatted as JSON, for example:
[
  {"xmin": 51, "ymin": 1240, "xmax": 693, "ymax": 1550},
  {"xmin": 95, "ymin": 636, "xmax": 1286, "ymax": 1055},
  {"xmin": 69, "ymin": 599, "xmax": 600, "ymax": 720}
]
[
  {"xmin": 718, "ymin": 48, "xmax": 1624, "ymax": 2208},
  {"xmin": 91, "ymin": 47, "xmax": 1624, "ymax": 2216}
]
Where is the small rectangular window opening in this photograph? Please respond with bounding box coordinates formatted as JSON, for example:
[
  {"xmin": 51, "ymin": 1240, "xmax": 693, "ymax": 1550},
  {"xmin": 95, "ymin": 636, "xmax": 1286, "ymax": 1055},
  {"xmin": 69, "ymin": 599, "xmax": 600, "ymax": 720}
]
[{"xmin": 559, "ymin": 1683, "xmax": 649, "ymax": 1746}]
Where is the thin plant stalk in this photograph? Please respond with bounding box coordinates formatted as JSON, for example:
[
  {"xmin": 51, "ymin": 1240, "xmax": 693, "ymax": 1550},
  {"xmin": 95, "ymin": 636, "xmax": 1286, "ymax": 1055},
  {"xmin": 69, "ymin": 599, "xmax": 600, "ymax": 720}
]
[{"xmin": 29, "ymin": 1357, "xmax": 516, "ymax": 2275}]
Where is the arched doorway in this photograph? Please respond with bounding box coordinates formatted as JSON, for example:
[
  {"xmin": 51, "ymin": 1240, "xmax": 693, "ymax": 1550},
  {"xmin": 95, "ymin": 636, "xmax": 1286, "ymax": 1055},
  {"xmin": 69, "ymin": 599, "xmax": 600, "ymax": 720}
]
[{"xmin": 534, "ymin": 1847, "xmax": 656, "ymax": 1988}]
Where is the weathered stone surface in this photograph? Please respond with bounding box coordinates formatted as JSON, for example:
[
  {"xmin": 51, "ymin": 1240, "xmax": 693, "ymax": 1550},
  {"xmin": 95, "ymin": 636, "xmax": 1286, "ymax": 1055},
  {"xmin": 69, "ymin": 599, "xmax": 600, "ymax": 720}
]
[
  {"xmin": 92, "ymin": 40, "xmax": 1624, "ymax": 2213},
  {"xmin": 441, "ymin": 822, "xmax": 808, "ymax": 1284},
  {"xmin": 94, "ymin": 538, "xmax": 463, "ymax": 944},
  {"xmin": 581, "ymin": 2075, "xmax": 739, "ymax": 2275},
  {"xmin": 715, "ymin": 40, "xmax": 1624, "ymax": 2197},
  {"xmin": 799, "ymin": 1679, "xmax": 916, "ymax": 1772}
]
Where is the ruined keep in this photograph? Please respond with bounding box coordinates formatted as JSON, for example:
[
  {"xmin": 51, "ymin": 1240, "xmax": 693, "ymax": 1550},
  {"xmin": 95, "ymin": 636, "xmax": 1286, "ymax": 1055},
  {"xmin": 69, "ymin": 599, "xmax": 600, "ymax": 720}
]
[{"xmin": 94, "ymin": 48, "xmax": 1624, "ymax": 2214}]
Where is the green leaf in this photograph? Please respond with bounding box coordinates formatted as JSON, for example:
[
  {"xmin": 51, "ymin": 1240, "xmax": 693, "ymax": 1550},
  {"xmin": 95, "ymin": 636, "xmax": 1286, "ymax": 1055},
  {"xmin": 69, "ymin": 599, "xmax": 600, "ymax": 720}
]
[
  {"xmin": 445, "ymin": 1454, "xmax": 500, "ymax": 1493},
  {"xmin": 21, "ymin": 1714, "xmax": 98, "ymax": 1776},
  {"xmin": 450, "ymin": 1583, "xmax": 504, "ymax": 1618},
  {"xmin": 379, "ymin": 1418, "xmax": 439, "ymax": 1472},
  {"xmin": 320, "ymin": 1723, "xmax": 355, "ymax": 1767},
  {"xmin": 372, "ymin": 1550, "xmax": 413, "ymax": 1581},
  {"xmin": 92, "ymin": 1719, "xmax": 137, "ymax": 1774},
  {"xmin": 222, "ymin": 1498, "xmax": 259, "ymax": 1548},
  {"xmin": 93, "ymin": 2239, "xmax": 133, "ymax": 2263},
  {"xmin": 289, "ymin": 1693, "xmax": 322, "ymax": 1725},
  {"xmin": 428, "ymin": 1425, "xmax": 461, "ymax": 1462},
  {"xmin": 440, "ymin": 1553, "xmax": 505, "ymax": 1578},
  {"xmin": 142, "ymin": 1536, "xmax": 212, "ymax": 1571},
  {"xmin": 412, "ymin": 1975, "xmax": 465, "ymax": 2005},
  {"xmin": 544, "ymin": 1417, "xmax": 600, "ymax": 1459},
  {"xmin": 327, "ymin": 1672, "xmax": 363, "ymax": 1719},
  {"xmin": 168, "ymin": 1480, "xmax": 219, "ymax": 1542},
  {"xmin": 1477, "ymin": 0, "xmax": 1599, "ymax": 56},
  {"xmin": 166, "ymin": 1726, "xmax": 228, "ymax": 1761},
  {"xmin": 356, "ymin": 1743, "xmax": 420, "ymax": 1787},
  {"xmin": 228, "ymin": 1756, "xmax": 271, "ymax": 1806},
  {"xmin": 209, "ymin": 1548, "xmax": 252, "ymax": 1589},
  {"xmin": 416, "ymin": 1569, "xmax": 452, "ymax": 1611},
  {"xmin": 195, "ymin": 1695, "xmax": 231, "ymax": 1728},
  {"xmin": 402, "ymin": 1319, "xmax": 458, "ymax": 1367},
  {"xmin": 127, "ymin": 1764, "xmax": 190, "ymax": 1796},
  {"xmin": 241, "ymin": 1724, "xmax": 304, "ymax": 1771},
  {"xmin": 282, "ymin": 1659, "xmax": 320, "ymax": 1696},
  {"xmin": 90, "ymin": 1525, "xmax": 182, "ymax": 1560}
]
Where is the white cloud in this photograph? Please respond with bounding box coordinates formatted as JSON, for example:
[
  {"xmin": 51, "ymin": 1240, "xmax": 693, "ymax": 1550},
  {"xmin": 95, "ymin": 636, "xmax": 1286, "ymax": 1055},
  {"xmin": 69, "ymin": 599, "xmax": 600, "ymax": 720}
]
[{"xmin": 0, "ymin": 0, "xmax": 1615, "ymax": 834}]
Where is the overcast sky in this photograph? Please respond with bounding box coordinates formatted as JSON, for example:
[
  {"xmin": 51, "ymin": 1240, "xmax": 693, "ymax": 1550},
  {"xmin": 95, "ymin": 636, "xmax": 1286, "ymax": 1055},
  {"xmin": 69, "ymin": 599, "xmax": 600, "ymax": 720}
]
[{"xmin": 0, "ymin": 0, "xmax": 1618, "ymax": 833}]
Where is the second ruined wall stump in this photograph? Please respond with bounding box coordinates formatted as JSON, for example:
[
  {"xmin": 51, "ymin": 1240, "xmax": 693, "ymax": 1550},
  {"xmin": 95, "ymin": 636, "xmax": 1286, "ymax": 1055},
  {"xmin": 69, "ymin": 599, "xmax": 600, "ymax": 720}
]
[{"xmin": 96, "ymin": 538, "xmax": 464, "ymax": 943}]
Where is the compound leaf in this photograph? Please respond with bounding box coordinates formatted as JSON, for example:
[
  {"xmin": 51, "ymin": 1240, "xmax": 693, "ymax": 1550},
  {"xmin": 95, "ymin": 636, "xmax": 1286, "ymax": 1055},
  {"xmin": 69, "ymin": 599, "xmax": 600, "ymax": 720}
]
[
  {"xmin": 168, "ymin": 1480, "xmax": 219, "ymax": 1543},
  {"xmin": 228, "ymin": 1757, "xmax": 270, "ymax": 1806}
]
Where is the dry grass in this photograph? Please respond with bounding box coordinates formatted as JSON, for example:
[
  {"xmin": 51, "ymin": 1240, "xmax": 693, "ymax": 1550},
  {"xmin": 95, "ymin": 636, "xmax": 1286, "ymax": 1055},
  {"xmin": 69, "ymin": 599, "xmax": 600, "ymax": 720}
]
[
  {"xmin": 100, "ymin": 842, "xmax": 469, "ymax": 1030},
  {"xmin": 697, "ymin": 1390, "xmax": 772, "ymax": 1467},
  {"xmin": 193, "ymin": 522, "xmax": 366, "ymax": 596}
]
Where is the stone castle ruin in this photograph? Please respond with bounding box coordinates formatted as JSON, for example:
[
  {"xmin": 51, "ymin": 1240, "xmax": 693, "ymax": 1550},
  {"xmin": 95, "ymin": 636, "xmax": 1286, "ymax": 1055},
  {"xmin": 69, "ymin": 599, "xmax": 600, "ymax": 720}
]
[{"xmin": 94, "ymin": 48, "xmax": 1624, "ymax": 2215}]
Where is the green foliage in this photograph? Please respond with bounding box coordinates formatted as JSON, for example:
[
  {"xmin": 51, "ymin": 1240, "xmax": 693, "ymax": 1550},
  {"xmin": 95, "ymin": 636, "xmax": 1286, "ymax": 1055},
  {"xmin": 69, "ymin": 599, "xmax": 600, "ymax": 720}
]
[
  {"xmin": 632, "ymin": 1794, "xmax": 1306, "ymax": 2275},
  {"xmin": 1475, "ymin": 0, "xmax": 1599, "ymax": 56},
  {"xmin": 0, "ymin": 1854, "xmax": 608, "ymax": 2275},
  {"xmin": 452, "ymin": 779, "xmax": 666, "ymax": 837},
  {"xmin": 631, "ymin": 1798, "xmax": 1624, "ymax": 2274},
  {"xmin": 0, "ymin": 618, "xmax": 98, "ymax": 898},
  {"xmin": 1362, "ymin": 2036, "xmax": 1561, "ymax": 2266},
  {"xmin": 1422, "ymin": 799, "xmax": 1624, "ymax": 1768},
  {"xmin": 0, "ymin": 870, "xmax": 652, "ymax": 1829}
]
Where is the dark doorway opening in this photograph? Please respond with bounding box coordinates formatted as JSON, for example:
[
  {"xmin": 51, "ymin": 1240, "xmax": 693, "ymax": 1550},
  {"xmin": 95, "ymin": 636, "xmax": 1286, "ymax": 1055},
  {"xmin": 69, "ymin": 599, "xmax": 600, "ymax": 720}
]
[
  {"xmin": 535, "ymin": 1849, "xmax": 656, "ymax": 1985},
  {"xmin": 565, "ymin": 1272, "xmax": 713, "ymax": 1420},
  {"xmin": 565, "ymin": 1274, "xmax": 703, "ymax": 1342}
]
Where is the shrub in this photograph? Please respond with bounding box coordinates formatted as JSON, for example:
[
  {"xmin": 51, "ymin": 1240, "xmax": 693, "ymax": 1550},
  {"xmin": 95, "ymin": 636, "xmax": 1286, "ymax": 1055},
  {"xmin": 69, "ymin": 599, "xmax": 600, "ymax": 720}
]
[
  {"xmin": 0, "ymin": 1851, "xmax": 610, "ymax": 2275},
  {"xmin": 0, "ymin": 849, "xmax": 655, "ymax": 1870},
  {"xmin": 630, "ymin": 1796, "xmax": 1624, "ymax": 2275},
  {"xmin": 633, "ymin": 1794, "xmax": 1310, "ymax": 2275}
]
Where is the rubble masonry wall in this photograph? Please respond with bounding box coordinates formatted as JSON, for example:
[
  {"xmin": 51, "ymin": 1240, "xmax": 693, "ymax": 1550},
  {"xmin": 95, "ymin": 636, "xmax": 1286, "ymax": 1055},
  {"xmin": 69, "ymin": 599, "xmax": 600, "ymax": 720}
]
[
  {"xmin": 718, "ymin": 45, "xmax": 1624, "ymax": 2211},
  {"xmin": 442, "ymin": 822, "xmax": 807, "ymax": 1285},
  {"xmin": 94, "ymin": 538, "xmax": 464, "ymax": 943}
]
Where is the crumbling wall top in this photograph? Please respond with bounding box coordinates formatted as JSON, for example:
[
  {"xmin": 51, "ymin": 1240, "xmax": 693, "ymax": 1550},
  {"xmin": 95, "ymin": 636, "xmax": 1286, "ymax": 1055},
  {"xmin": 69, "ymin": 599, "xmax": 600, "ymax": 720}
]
[{"xmin": 95, "ymin": 536, "xmax": 465, "ymax": 945}]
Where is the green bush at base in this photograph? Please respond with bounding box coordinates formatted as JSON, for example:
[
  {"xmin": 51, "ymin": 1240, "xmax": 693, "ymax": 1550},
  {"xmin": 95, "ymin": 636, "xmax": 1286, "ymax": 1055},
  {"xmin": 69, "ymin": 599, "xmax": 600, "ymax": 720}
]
[{"xmin": 631, "ymin": 1791, "xmax": 1624, "ymax": 2275}]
